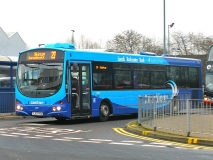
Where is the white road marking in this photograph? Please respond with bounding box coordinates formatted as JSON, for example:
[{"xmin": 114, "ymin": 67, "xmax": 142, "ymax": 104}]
[
  {"xmin": 150, "ymin": 142, "xmax": 172, "ymax": 145},
  {"xmin": 79, "ymin": 141, "xmax": 101, "ymax": 143},
  {"xmin": 24, "ymin": 136, "xmax": 43, "ymax": 139},
  {"xmin": 176, "ymin": 147, "xmax": 187, "ymax": 149},
  {"xmin": 35, "ymin": 135, "xmax": 53, "ymax": 138},
  {"xmin": 72, "ymin": 130, "xmax": 92, "ymax": 133},
  {"xmin": 63, "ymin": 137, "xmax": 83, "ymax": 140},
  {"xmin": 11, "ymin": 133, "xmax": 29, "ymax": 136},
  {"xmin": 51, "ymin": 131, "xmax": 57, "ymax": 134},
  {"xmin": 109, "ymin": 142, "xmax": 133, "ymax": 146},
  {"xmin": 121, "ymin": 140, "xmax": 144, "ymax": 144},
  {"xmin": 0, "ymin": 134, "xmax": 18, "ymax": 137},
  {"xmin": 89, "ymin": 139, "xmax": 113, "ymax": 142},
  {"xmin": 61, "ymin": 129, "xmax": 74, "ymax": 132},
  {"xmin": 142, "ymin": 144, "xmax": 166, "ymax": 148},
  {"xmin": 52, "ymin": 139, "xmax": 73, "ymax": 141},
  {"xmin": 0, "ymin": 131, "xmax": 6, "ymax": 134}
]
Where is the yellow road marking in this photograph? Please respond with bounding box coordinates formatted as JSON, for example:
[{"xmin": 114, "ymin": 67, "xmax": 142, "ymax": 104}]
[{"xmin": 113, "ymin": 128, "xmax": 213, "ymax": 150}]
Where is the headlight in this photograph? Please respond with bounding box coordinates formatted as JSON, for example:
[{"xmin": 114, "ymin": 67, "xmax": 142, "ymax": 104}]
[
  {"xmin": 52, "ymin": 106, "xmax": 62, "ymax": 111},
  {"xmin": 16, "ymin": 105, "xmax": 23, "ymax": 110},
  {"xmin": 52, "ymin": 107, "xmax": 56, "ymax": 111},
  {"xmin": 56, "ymin": 106, "xmax": 61, "ymax": 111}
]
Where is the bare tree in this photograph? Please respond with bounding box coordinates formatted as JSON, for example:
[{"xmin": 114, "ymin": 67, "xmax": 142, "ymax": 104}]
[
  {"xmin": 107, "ymin": 30, "xmax": 163, "ymax": 54},
  {"xmin": 170, "ymin": 31, "xmax": 191, "ymax": 55},
  {"xmin": 171, "ymin": 31, "xmax": 213, "ymax": 55},
  {"xmin": 141, "ymin": 37, "xmax": 163, "ymax": 55},
  {"xmin": 198, "ymin": 35, "xmax": 213, "ymax": 54},
  {"xmin": 106, "ymin": 30, "xmax": 143, "ymax": 54},
  {"xmin": 188, "ymin": 32, "xmax": 205, "ymax": 55}
]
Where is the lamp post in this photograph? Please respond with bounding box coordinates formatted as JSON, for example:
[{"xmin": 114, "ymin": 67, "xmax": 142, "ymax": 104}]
[
  {"xmin": 71, "ymin": 30, "xmax": 75, "ymax": 44},
  {"xmin": 38, "ymin": 44, "xmax": 45, "ymax": 47},
  {"xmin": 168, "ymin": 23, "xmax": 174, "ymax": 54},
  {"xmin": 163, "ymin": 0, "xmax": 166, "ymax": 54}
]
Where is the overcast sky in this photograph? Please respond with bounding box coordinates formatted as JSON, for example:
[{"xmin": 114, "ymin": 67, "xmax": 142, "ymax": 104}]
[{"xmin": 0, "ymin": 0, "xmax": 213, "ymax": 48}]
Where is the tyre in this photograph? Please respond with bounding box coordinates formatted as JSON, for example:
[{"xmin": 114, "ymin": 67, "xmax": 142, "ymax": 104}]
[{"xmin": 99, "ymin": 101, "xmax": 110, "ymax": 122}]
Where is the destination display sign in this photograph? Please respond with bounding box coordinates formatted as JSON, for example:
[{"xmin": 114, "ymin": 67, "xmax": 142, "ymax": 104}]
[
  {"xmin": 95, "ymin": 65, "xmax": 107, "ymax": 70},
  {"xmin": 20, "ymin": 49, "xmax": 64, "ymax": 61}
]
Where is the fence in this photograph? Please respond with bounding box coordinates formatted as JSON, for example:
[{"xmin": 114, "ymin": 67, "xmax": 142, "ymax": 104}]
[
  {"xmin": 138, "ymin": 95, "xmax": 213, "ymax": 139},
  {"xmin": 0, "ymin": 92, "xmax": 15, "ymax": 113}
]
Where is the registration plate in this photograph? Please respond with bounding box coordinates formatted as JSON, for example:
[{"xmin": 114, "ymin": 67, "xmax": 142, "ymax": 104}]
[{"xmin": 32, "ymin": 112, "xmax": 43, "ymax": 116}]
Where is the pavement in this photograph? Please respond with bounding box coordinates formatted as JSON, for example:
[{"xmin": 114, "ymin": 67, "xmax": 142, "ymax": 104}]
[
  {"xmin": 126, "ymin": 120, "xmax": 213, "ymax": 147},
  {"xmin": 0, "ymin": 113, "xmax": 24, "ymax": 120},
  {"xmin": 1, "ymin": 113, "xmax": 213, "ymax": 147}
]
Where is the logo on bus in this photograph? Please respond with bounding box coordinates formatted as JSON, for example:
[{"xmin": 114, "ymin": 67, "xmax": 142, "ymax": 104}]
[
  {"xmin": 30, "ymin": 101, "xmax": 44, "ymax": 105},
  {"xmin": 165, "ymin": 80, "xmax": 179, "ymax": 98},
  {"xmin": 144, "ymin": 80, "xmax": 178, "ymax": 105}
]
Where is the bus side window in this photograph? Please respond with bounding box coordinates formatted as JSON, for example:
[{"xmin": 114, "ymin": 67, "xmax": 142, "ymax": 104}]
[
  {"xmin": 99, "ymin": 75, "xmax": 112, "ymax": 89},
  {"xmin": 99, "ymin": 75, "xmax": 105, "ymax": 85}
]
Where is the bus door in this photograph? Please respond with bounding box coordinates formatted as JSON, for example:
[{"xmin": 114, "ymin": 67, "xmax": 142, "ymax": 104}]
[{"xmin": 70, "ymin": 63, "xmax": 91, "ymax": 117}]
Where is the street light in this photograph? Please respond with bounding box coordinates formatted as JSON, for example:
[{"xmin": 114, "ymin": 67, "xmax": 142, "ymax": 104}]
[
  {"xmin": 38, "ymin": 44, "xmax": 45, "ymax": 47},
  {"xmin": 168, "ymin": 23, "xmax": 174, "ymax": 54},
  {"xmin": 71, "ymin": 30, "xmax": 75, "ymax": 44},
  {"xmin": 163, "ymin": 0, "xmax": 166, "ymax": 54}
]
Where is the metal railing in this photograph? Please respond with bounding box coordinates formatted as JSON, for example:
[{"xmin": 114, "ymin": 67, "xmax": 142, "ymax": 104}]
[
  {"xmin": 138, "ymin": 95, "xmax": 213, "ymax": 138},
  {"xmin": 0, "ymin": 92, "xmax": 15, "ymax": 113}
]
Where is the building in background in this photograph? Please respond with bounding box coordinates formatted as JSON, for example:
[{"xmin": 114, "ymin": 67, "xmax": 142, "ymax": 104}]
[{"xmin": 0, "ymin": 27, "xmax": 26, "ymax": 56}]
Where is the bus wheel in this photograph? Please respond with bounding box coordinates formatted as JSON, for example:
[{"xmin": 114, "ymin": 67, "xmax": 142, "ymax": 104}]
[{"xmin": 99, "ymin": 102, "xmax": 110, "ymax": 122}]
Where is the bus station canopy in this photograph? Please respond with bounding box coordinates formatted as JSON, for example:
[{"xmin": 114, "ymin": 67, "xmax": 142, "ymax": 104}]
[{"xmin": 0, "ymin": 55, "xmax": 18, "ymax": 62}]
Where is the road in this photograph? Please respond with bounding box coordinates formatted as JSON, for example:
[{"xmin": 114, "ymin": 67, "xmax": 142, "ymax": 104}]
[{"xmin": 0, "ymin": 115, "xmax": 212, "ymax": 160}]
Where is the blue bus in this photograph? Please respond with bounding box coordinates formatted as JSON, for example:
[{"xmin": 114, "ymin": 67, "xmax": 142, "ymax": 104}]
[
  {"xmin": 15, "ymin": 43, "xmax": 202, "ymax": 121},
  {"xmin": 0, "ymin": 55, "xmax": 17, "ymax": 113}
]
